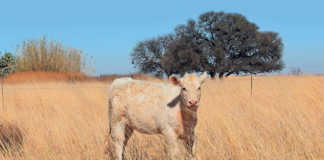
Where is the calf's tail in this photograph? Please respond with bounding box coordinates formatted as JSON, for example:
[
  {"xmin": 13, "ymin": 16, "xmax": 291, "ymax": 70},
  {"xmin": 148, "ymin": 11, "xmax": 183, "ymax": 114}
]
[{"xmin": 107, "ymin": 86, "xmax": 113, "ymax": 134}]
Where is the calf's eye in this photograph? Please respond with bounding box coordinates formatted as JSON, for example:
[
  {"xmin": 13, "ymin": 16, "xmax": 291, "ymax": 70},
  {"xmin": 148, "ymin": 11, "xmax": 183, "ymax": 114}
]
[{"xmin": 182, "ymin": 87, "xmax": 187, "ymax": 91}]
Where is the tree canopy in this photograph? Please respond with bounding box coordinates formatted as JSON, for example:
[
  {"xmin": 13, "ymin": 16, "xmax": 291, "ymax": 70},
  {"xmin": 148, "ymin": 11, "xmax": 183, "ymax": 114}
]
[
  {"xmin": 131, "ymin": 34, "xmax": 175, "ymax": 77},
  {"xmin": 131, "ymin": 11, "xmax": 284, "ymax": 78}
]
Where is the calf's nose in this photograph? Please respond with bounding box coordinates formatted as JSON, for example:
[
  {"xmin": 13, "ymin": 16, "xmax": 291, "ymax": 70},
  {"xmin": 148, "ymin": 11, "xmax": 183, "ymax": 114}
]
[{"xmin": 189, "ymin": 100, "xmax": 197, "ymax": 105}]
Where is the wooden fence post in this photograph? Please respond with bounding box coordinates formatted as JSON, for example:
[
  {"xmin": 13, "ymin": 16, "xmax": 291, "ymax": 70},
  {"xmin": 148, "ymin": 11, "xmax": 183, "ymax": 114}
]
[
  {"xmin": 250, "ymin": 74, "xmax": 253, "ymax": 96},
  {"xmin": 1, "ymin": 75, "xmax": 4, "ymax": 111},
  {"xmin": 0, "ymin": 65, "xmax": 16, "ymax": 111}
]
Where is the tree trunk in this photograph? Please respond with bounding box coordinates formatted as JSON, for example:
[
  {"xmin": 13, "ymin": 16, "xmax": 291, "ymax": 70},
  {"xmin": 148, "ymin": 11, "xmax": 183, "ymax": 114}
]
[
  {"xmin": 218, "ymin": 72, "xmax": 225, "ymax": 79},
  {"xmin": 209, "ymin": 71, "xmax": 216, "ymax": 78}
]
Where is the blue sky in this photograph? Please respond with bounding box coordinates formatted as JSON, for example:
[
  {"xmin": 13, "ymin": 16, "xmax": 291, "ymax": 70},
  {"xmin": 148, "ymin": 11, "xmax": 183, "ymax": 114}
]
[{"xmin": 1, "ymin": 0, "xmax": 323, "ymax": 75}]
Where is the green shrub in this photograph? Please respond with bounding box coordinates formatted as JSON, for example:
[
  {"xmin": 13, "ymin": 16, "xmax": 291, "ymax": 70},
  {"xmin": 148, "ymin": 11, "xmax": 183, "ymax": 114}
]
[{"xmin": 0, "ymin": 52, "xmax": 16, "ymax": 77}]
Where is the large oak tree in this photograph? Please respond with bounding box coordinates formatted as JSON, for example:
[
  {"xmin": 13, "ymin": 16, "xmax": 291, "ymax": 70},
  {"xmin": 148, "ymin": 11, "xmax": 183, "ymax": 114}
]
[{"xmin": 131, "ymin": 11, "xmax": 284, "ymax": 78}]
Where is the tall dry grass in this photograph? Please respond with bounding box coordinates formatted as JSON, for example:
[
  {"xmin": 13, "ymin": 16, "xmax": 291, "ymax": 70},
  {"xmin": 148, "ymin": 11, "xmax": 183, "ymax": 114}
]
[
  {"xmin": 15, "ymin": 36, "xmax": 91, "ymax": 73},
  {"xmin": 0, "ymin": 75, "xmax": 323, "ymax": 159}
]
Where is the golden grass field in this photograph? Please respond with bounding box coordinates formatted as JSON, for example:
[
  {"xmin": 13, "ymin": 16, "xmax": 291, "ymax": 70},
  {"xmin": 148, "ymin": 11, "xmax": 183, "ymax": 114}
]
[{"xmin": 0, "ymin": 73, "xmax": 324, "ymax": 160}]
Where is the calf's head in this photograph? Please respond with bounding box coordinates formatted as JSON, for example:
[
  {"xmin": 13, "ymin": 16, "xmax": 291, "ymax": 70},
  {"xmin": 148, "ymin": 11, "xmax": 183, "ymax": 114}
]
[{"xmin": 170, "ymin": 72, "xmax": 208, "ymax": 109}]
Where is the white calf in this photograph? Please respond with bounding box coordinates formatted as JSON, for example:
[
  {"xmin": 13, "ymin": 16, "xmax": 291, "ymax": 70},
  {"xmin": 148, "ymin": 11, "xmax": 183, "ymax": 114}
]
[{"xmin": 108, "ymin": 72, "xmax": 208, "ymax": 160}]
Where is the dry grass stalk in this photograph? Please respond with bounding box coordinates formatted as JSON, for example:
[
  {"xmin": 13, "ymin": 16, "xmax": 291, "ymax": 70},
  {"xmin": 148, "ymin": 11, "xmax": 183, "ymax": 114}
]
[{"xmin": 0, "ymin": 121, "xmax": 23, "ymax": 155}]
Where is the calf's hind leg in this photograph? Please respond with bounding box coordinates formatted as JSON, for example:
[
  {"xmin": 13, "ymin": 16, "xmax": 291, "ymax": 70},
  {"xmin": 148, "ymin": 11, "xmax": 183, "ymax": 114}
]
[
  {"xmin": 122, "ymin": 126, "xmax": 133, "ymax": 159},
  {"xmin": 110, "ymin": 120, "xmax": 133, "ymax": 160}
]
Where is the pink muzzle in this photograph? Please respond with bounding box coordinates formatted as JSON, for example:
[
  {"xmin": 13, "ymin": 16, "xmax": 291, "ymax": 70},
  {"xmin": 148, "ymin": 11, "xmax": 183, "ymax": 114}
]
[{"xmin": 189, "ymin": 100, "xmax": 198, "ymax": 106}]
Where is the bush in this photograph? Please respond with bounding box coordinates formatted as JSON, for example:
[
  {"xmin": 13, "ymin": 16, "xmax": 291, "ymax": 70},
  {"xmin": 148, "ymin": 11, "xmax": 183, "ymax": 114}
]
[
  {"xmin": 15, "ymin": 36, "xmax": 89, "ymax": 73},
  {"xmin": 0, "ymin": 52, "xmax": 16, "ymax": 77}
]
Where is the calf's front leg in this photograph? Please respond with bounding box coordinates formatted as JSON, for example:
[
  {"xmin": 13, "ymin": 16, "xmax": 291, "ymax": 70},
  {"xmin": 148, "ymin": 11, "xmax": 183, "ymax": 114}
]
[
  {"xmin": 183, "ymin": 134, "xmax": 197, "ymax": 160},
  {"xmin": 162, "ymin": 127, "xmax": 184, "ymax": 160}
]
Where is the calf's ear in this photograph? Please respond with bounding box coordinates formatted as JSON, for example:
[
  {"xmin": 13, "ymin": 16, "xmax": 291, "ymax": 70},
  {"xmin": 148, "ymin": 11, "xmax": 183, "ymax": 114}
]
[
  {"xmin": 200, "ymin": 72, "xmax": 209, "ymax": 84},
  {"xmin": 169, "ymin": 76, "xmax": 181, "ymax": 86}
]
